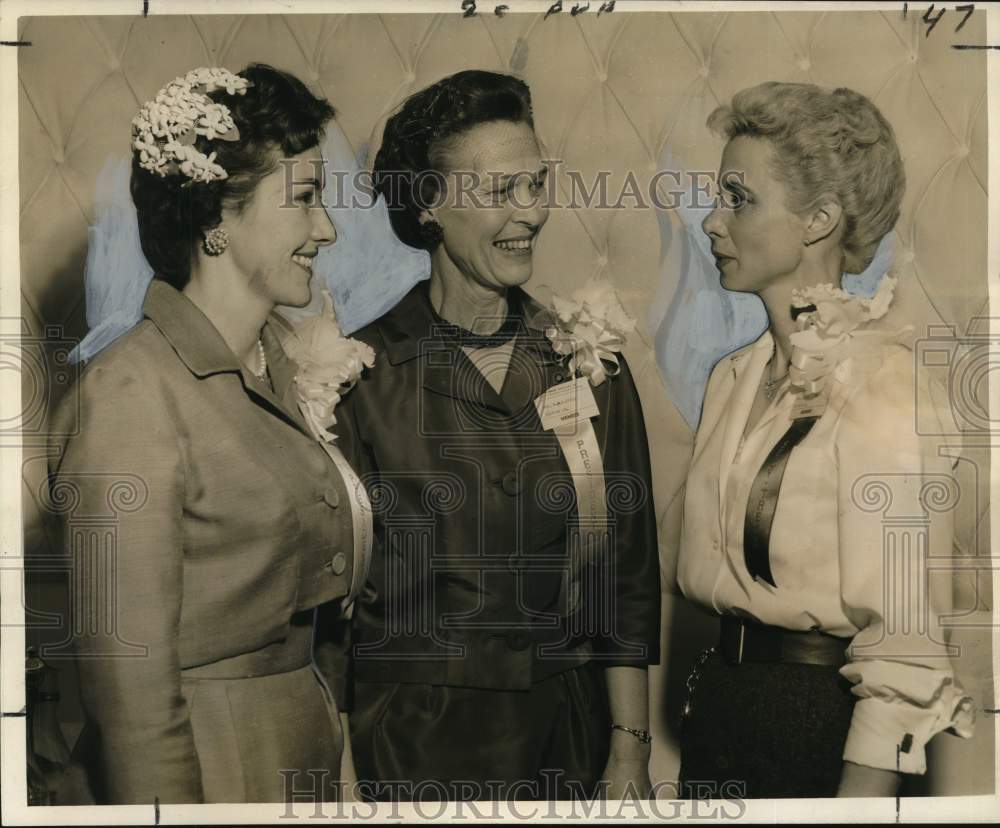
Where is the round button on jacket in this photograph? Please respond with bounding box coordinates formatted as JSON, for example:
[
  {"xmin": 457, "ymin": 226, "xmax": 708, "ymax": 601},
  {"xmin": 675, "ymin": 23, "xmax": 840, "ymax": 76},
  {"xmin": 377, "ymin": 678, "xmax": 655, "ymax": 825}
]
[
  {"xmin": 329, "ymin": 552, "xmax": 347, "ymax": 576},
  {"xmin": 322, "ymin": 487, "xmax": 340, "ymax": 508},
  {"xmin": 506, "ymin": 631, "xmax": 530, "ymax": 651},
  {"xmin": 500, "ymin": 471, "xmax": 521, "ymax": 497}
]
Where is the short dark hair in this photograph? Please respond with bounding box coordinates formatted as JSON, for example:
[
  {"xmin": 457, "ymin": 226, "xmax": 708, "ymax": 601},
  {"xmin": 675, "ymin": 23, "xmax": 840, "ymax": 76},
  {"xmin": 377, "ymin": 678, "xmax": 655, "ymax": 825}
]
[
  {"xmin": 130, "ymin": 63, "xmax": 335, "ymax": 288},
  {"xmin": 373, "ymin": 70, "xmax": 534, "ymax": 251}
]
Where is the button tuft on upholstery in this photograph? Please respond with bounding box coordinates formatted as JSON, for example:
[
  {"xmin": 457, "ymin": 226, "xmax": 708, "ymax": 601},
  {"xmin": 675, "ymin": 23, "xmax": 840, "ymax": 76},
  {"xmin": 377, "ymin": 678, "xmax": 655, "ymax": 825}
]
[
  {"xmin": 109, "ymin": 57, "xmax": 120, "ymax": 71},
  {"xmin": 597, "ymin": 69, "xmax": 608, "ymax": 82},
  {"xmin": 957, "ymin": 145, "xmax": 970, "ymax": 159},
  {"xmin": 798, "ymin": 58, "xmax": 810, "ymax": 71},
  {"xmin": 53, "ymin": 149, "xmax": 65, "ymax": 165},
  {"xmin": 405, "ymin": 70, "xmax": 416, "ymax": 83},
  {"xmin": 330, "ymin": 552, "xmax": 347, "ymax": 576},
  {"xmin": 323, "ymin": 487, "xmax": 340, "ymax": 508},
  {"xmin": 909, "ymin": 52, "xmax": 917, "ymax": 63},
  {"xmin": 699, "ymin": 65, "xmax": 710, "ymax": 78},
  {"xmin": 597, "ymin": 254, "xmax": 608, "ymax": 267},
  {"xmin": 902, "ymin": 248, "xmax": 916, "ymax": 264},
  {"xmin": 501, "ymin": 471, "xmax": 521, "ymax": 497}
]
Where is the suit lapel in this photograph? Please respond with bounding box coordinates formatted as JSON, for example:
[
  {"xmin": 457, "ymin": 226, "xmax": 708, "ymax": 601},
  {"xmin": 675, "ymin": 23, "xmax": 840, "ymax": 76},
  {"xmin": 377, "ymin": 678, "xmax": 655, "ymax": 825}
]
[
  {"xmin": 374, "ymin": 282, "xmax": 568, "ymax": 421},
  {"xmin": 716, "ymin": 334, "xmax": 773, "ymax": 515},
  {"xmin": 499, "ymin": 331, "xmax": 563, "ymax": 416},
  {"xmin": 142, "ymin": 279, "xmax": 314, "ymax": 442},
  {"xmin": 420, "ymin": 337, "xmax": 512, "ymax": 415}
]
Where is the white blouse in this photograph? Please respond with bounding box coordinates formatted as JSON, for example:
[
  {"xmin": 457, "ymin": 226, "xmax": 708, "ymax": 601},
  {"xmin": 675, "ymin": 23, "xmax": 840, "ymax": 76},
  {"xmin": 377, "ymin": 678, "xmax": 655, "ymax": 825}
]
[{"xmin": 678, "ymin": 330, "xmax": 974, "ymax": 774}]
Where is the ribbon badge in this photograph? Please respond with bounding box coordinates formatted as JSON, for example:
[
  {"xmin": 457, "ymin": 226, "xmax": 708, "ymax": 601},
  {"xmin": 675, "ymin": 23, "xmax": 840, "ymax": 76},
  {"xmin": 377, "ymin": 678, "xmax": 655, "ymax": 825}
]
[{"xmin": 534, "ymin": 279, "xmax": 636, "ymax": 615}]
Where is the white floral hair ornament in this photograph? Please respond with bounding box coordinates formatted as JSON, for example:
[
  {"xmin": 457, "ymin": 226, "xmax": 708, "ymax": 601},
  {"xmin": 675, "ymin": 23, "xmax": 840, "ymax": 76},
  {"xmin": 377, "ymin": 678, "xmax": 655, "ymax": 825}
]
[
  {"xmin": 543, "ymin": 278, "xmax": 636, "ymax": 387},
  {"xmin": 132, "ymin": 67, "xmax": 250, "ymax": 183}
]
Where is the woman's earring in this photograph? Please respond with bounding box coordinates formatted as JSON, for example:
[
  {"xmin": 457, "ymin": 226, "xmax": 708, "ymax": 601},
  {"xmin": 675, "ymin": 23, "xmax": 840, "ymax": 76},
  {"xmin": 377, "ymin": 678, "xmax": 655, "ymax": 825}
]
[
  {"xmin": 419, "ymin": 220, "xmax": 444, "ymax": 247},
  {"xmin": 203, "ymin": 227, "xmax": 230, "ymax": 256}
]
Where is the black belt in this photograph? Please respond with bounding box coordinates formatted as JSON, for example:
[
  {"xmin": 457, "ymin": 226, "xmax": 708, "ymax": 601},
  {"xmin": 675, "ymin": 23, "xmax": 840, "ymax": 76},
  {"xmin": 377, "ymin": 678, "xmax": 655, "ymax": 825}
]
[{"xmin": 719, "ymin": 617, "xmax": 848, "ymax": 667}]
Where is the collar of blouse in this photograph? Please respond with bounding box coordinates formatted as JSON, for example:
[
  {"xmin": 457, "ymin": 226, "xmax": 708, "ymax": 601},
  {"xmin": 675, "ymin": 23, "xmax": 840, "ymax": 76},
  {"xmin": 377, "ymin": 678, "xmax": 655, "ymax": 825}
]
[{"xmin": 374, "ymin": 281, "xmax": 559, "ymax": 366}]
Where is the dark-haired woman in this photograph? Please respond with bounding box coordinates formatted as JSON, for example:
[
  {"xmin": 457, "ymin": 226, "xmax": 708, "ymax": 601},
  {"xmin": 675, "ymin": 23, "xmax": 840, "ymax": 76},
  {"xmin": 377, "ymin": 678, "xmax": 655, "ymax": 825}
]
[
  {"xmin": 49, "ymin": 65, "xmax": 362, "ymax": 804},
  {"xmin": 677, "ymin": 82, "xmax": 973, "ymax": 798},
  {"xmin": 332, "ymin": 70, "xmax": 660, "ymax": 800}
]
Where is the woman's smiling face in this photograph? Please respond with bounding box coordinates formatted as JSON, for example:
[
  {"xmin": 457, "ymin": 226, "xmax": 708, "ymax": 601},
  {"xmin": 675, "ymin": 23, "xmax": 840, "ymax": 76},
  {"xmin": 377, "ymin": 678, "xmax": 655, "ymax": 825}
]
[
  {"xmin": 701, "ymin": 135, "xmax": 807, "ymax": 295},
  {"xmin": 223, "ymin": 145, "xmax": 337, "ymax": 308},
  {"xmin": 427, "ymin": 119, "xmax": 549, "ymax": 291}
]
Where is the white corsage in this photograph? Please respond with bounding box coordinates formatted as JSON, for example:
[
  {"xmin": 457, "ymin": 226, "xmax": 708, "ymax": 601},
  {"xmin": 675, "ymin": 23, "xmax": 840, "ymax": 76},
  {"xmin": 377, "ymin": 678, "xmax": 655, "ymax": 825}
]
[
  {"xmin": 544, "ymin": 278, "xmax": 636, "ymax": 387},
  {"xmin": 282, "ymin": 290, "xmax": 375, "ymax": 442},
  {"xmin": 788, "ymin": 274, "xmax": 902, "ymax": 398}
]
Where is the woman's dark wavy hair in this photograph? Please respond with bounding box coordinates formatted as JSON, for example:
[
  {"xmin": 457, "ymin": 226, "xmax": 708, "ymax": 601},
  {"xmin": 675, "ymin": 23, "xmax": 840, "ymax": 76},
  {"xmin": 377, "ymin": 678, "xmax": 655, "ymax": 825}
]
[
  {"xmin": 373, "ymin": 70, "xmax": 534, "ymax": 251},
  {"xmin": 130, "ymin": 63, "xmax": 335, "ymax": 289}
]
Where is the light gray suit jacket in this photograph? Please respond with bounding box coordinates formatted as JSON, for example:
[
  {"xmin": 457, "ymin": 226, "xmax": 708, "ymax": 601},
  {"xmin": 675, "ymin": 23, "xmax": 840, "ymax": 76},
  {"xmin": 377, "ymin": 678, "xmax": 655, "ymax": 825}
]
[{"xmin": 49, "ymin": 280, "xmax": 357, "ymax": 803}]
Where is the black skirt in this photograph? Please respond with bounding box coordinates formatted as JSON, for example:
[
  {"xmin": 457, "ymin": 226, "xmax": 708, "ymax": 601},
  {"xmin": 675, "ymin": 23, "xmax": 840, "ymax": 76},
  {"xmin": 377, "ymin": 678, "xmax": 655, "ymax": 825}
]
[{"xmin": 678, "ymin": 647, "xmax": 856, "ymax": 799}]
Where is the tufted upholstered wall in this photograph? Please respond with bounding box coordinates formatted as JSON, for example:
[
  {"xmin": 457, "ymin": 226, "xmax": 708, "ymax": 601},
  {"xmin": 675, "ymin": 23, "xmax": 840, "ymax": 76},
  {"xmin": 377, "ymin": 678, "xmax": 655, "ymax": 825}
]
[{"xmin": 16, "ymin": 8, "xmax": 993, "ymax": 794}]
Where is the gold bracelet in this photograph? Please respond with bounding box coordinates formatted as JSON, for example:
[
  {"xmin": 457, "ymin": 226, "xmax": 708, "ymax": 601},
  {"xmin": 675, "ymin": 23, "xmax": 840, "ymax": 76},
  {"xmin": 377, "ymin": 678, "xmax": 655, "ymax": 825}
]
[{"xmin": 610, "ymin": 724, "xmax": 651, "ymax": 744}]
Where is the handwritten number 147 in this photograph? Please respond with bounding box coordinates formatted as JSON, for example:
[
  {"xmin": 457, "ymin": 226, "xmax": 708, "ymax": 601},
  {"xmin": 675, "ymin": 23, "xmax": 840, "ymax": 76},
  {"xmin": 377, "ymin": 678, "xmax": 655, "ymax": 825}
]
[{"xmin": 903, "ymin": 3, "xmax": 975, "ymax": 36}]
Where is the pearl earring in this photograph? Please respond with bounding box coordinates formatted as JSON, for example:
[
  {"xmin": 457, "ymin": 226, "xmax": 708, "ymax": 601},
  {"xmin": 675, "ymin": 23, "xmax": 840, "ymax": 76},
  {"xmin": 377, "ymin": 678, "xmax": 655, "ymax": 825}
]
[{"xmin": 204, "ymin": 227, "xmax": 230, "ymax": 256}]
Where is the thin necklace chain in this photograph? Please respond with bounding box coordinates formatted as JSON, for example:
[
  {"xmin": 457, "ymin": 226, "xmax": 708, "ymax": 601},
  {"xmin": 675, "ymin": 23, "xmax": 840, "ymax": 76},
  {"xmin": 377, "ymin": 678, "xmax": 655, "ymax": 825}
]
[{"xmin": 763, "ymin": 353, "xmax": 789, "ymax": 401}]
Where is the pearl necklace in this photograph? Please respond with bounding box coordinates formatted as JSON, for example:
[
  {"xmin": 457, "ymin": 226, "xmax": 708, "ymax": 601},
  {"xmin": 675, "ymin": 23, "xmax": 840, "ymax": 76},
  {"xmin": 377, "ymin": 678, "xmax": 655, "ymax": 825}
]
[{"xmin": 252, "ymin": 340, "xmax": 268, "ymax": 381}]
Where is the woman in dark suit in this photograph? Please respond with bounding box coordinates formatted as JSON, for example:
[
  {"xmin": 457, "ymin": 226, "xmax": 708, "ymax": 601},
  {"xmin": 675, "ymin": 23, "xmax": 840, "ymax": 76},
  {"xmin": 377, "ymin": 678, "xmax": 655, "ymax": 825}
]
[
  {"xmin": 48, "ymin": 64, "xmax": 366, "ymax": 804},
  {"xmin": 677, "ymin": 82, "xmax": 974, "ymax": 798},
  {"xmin": 332, "ymin": 70, "xmax": 661, "ymax": 801}
]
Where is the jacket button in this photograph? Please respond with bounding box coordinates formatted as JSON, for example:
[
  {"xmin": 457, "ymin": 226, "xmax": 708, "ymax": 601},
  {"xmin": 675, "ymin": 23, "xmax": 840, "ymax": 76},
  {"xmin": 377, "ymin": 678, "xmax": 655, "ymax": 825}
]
[
  {"xmin": 323, "ymin": 487, "xmax": 340, "ymax": 508},
  {"xmin": 330, "ymin": 552, "xmax": 347, "ymax": 575},
  {"xmin": 500, "ymin": 471, "xmax": 521, "ymax": 497},
  {"xmin": 506, "ymin": 632, "xmax": 530, "ymax": 651}
]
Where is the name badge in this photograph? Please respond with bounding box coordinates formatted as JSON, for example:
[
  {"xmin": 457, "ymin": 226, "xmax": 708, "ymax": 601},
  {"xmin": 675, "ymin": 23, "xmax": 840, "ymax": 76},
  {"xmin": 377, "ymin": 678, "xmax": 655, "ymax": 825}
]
[
  {"xmin": 534, "ymin": 376, "xmax": 600, "ymax": 431},
  {"xmin": 791, "ymin": 389, "xmax": 829, "ymax": 420}
]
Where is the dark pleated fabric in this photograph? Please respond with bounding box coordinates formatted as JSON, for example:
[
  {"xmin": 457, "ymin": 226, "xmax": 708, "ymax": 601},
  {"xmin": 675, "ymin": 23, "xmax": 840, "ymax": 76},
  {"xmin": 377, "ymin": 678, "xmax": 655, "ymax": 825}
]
[
  {"xmin": 351, "ymin": 662, "xmax": 611, "ymax": 801},
  {"xmin": 679, "ymin": 649, "xmax": 856, "ymax": 799}
]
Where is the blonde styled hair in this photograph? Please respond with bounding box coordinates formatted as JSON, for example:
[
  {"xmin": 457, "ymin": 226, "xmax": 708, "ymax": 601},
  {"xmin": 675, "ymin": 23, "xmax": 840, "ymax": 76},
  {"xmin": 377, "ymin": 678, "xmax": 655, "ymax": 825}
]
[{"xmin": 707, "ymin": 82, "xmax": 905, "ymax": 273}]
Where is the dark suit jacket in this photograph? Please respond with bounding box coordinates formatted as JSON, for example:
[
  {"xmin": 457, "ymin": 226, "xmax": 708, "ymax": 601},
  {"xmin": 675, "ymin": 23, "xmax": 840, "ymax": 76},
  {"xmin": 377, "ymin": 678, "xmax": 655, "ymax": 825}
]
[
  {"xmin": 48, "ymin": 280, "xmax": 357, "ymax": 803},
  {"xmin": 332, "ymin": 283, "xmax": 660, "ymax": 694}
]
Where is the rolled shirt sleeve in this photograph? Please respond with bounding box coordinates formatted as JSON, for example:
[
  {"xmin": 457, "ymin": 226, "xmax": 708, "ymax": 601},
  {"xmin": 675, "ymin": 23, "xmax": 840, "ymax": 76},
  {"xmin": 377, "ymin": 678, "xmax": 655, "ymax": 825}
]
[{"xmin": 835, "ymin": 350, "xmax": 975, "ymax": 774}]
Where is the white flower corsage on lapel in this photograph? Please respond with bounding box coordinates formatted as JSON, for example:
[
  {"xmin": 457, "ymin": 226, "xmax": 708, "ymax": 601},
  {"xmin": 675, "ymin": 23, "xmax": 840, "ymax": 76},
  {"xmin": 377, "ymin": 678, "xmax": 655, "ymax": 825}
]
[
  {"xmin": 544, "ymin": 278, "xmax": 636, "ymax": 387},
  {"xmin": 282, "ymin": 290, "xmax": 375, "ymax": 442},
  {"xmin": 788, "ymin": 273, "xmax": 904, "ymax": 400}
]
